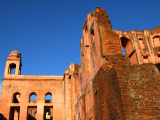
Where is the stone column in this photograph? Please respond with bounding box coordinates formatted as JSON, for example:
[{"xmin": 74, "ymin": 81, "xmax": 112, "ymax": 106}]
[
  {"xmin": 19, "ymin": 105, "xmax": 27, "ymax": 120},
  {"xmin": 64, "ymin": 69, "xmax": 71, "ymax": 120},
  {"xmin": 19, "ymin": 92, "xmax": 28, "ymax": 120},
  {"xmin": 37, "ymin": 90, "xmax": 45, "ymax": 120}
]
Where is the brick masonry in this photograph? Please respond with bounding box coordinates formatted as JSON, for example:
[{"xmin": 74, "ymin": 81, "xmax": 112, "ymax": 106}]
[{"xmin": 0, "ymin": 7, "xmax": 160, "ymax": 120}]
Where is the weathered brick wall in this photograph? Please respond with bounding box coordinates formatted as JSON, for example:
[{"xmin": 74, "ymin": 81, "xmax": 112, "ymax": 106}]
[
  {"xmin": 113, "ymin": 26, "xmax": 160, "ymax": 65},
  {"xmin": 0, "ymin": 78, "xmax": 64, "ymax": 120},
  {"xmin": 94, "ymin": 7, "xmax": 123, "ymax": 56},
  {"xmin": 92, "ymin": 54, "xmax": 160, "ymax": 120},
  {"xmin": 79, "ymin": 7, "xmax": 160, "ymax": 120}
]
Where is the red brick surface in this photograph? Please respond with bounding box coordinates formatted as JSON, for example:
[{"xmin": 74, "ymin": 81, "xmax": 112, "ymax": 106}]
[{"xmin": 93, "ymin": 54, "xmax": 160, "ymax": 119}]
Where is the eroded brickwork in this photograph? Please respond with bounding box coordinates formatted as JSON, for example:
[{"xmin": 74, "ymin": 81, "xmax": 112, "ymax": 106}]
[
  {"xmin": 78, "ymin": 7, "xmax": 160, "ymax": 120},
  {"xmin": 0, "ymin": 7, "xmax": 160, "ymax": 120}
]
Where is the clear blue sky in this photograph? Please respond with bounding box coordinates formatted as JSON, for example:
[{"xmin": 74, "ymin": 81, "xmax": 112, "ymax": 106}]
[{"xmin": 0, "ymin": 0, "xmax": 159, "ymax": 96}]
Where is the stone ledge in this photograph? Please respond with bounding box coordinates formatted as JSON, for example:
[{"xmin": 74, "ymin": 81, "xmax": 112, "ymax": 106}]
[{"xmin": 3, "ymin": 75, "xmax": 64, "ymax": 80}]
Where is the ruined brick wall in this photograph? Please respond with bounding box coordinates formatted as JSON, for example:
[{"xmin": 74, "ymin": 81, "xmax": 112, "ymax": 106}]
[
  {"xmin": 93, "ymin": 54, "xmax": 160, "ymax": 119},
  {"xmin": 79, "ymin": 7, "xmax": 160, "ymax": 120},
  {"xmin": 1, "ymin": 7, "xmax": 160, "ymax": 120},
  {"xmin": 113, "ymin": 26, "xmax": 160, "ymax": 66},
  {"xmin": 79, "ymin": 7, "xmax": 125, "ymax": 120}
]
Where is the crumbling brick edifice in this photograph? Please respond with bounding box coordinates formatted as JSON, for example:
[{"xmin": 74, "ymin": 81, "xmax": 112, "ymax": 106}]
[{"xmin": 0, "ymin": 7, "xmax": 160, "ymax": 120}]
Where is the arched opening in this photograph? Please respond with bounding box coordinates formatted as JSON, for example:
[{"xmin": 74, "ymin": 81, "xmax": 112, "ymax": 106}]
[
  {"xmin": 29, "ymin": 92, "xmax": 37, "ymax": 103},
  {"xmin": 9, "ymin": 63, "xmax": 16, "ymax": 74},
  {"xmin": 12, "ymin": 92, "xmax": 21, "ymax": 103},
  {"xmin": 121, "ymin": 37, "xmax": 138, "ymax": 65},
  {"xmin": 139, "ymin": 38, "xmax": 145, "ymax": 49},
  {"xmin": 45, "ymin": 92, "xmax": 52, "ymax": 103},
  {"xmin": 153, "ymin": 35, "xmax": 160, "ymax": 47}
]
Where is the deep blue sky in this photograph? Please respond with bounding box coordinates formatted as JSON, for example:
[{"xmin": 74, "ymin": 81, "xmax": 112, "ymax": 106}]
[{"xmin": 0, "ymin": 0, "xmax": 159, "ymax": 96}]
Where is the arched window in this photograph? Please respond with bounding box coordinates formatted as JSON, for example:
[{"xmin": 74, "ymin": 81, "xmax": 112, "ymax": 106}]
[
  {"xmin": 12, "ymin": 92, "xmax": 21, "ymax": 103},
  {"xmin": 45, "ymin": 92, "xmax": 52, "ymax": 103},
  {"xmin": 121, "ymin": 37, "xmax": 138, "ymax": 65},
  {"xmin": 29, "ymin": 92, "xmax": 37, "ymax": 103},
  {"xmin": 139, "ymin": 38, "xmax": 145, "ymax": 49},
  {"xmin": 153, "ymin": 35, "xmax": 160, "ymax": 47},
  {"xmin": 9, "ymin": 63, "xmax": 16, "ymax": 74}
]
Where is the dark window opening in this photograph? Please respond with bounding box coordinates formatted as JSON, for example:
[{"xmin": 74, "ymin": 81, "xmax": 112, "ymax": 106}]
[
  {"xmin": 143, "ymin": 56, "xmax": 149, "ymax": 63},
  {"xmin": 139, "ymin": 38, "xmax": 145, "ymax": 49},
  {"xmin": 27, "ymin": 107, "xmax": 37, "ymax": 120},
  {"xmin": 91, "ymin": 29, "xmax": 94, "ymax": 35},
  {"xmin": 44, "ymin": 106, "xmax": 53, "ymax": 120},
  {"xmin": 143, "ymin": 56, "xmax": 148, "ymax": 59},
  {"xmin": 12, "ymin": 92, "xmax": 21, "ymax": 103},
  {"xmin": 121, "ymin": 37, "xmax": 138, "ymax": 65},
  {"xmin": 9, "ymin": 63, "xmax": 16, "ymax": 74},
  {"xmin": 139, "ymin": 38, "xmax": 143, "ymax": 40},
  {"xmin": 153, "ymin": 35, "xmax": 160, "ymax": 39},
  {"xmin": 9, "ymin": 107, "xmax": 20, "ymax": 120}
]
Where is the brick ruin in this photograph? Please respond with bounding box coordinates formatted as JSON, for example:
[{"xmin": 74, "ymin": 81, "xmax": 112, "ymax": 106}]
[{"xmin": 0, "ymin": 7, "xmax": 160, "ymax": 120}]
